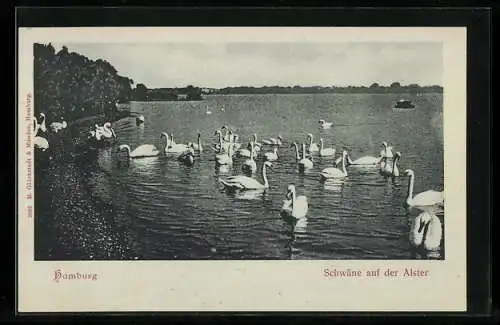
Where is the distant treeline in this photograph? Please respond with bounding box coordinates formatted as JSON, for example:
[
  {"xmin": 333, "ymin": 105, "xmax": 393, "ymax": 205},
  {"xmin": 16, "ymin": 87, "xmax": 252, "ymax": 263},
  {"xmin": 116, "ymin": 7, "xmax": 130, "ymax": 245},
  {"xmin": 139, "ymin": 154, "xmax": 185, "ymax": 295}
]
[
  {"xmin": 213, "ymin": 83, "xmax": 443, "ymax": 95},
  {"xmin": 133, "ymin": 84, "xmax": 203, "ymax": 101}
]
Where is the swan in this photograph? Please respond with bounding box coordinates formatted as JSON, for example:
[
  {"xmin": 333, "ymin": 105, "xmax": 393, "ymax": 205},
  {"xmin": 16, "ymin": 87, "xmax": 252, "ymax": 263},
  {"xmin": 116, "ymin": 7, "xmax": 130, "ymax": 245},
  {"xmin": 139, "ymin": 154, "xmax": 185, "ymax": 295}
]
[
  {"xmin": 215, "ymin": 140, "xmax": 234, "ymax": 166},
  {"xmin": 251, "ymin": 134, "xmax": 262, "ymax": 152},
  {"xmin": 213, "ymin": 129, "xmax": 231, "ymax": 153},
  {"xmin": 136, "ymin": 115, "xmax": 145, "ymax": 125},
  {"xmin": 220, "ymin": 161, "xmax": 272, "ymax": 191},
  {"xmin": 188, "ymin": 133, "xmax": 203, "ymax": 152},
  {"xmin": 232, "ymin": 134, "xmax": 241, "ymax": 151},
  {"xmin": 262, "ymin": 135, "xmax": 283, "ymax": 146},
  {"xmin": 49, "ymin": 117, "xmax": 67, "ymax": 133},
  {"xmin": 178, "ymin": 148, "xmax": 195, "ymax": 166},
  {"xmin": 319, "ymin": 138, "xmax": 336, "ymax": 157},
  {"xmin": 118, "ymin": 144, "xmax": 161, "ymax": 159},
  {"xmin": 33, "ymin": 117, "xmax": 49, "ymax": 151},
  {"xmin": 264, "ymin": 147, "xmax": 279, "ymax": 162},
  {"xmin": 290, "ymin": 142, "xmax": 301, "ymax": 161},
  {"xmin": 404, "ymin": 169, "xmax": 444, "ymax": 210},
  {"xmin": 410, "ymin": 211, "xmax": 442, "ymax": 251},
  {"xmin": 346, "ymin": 153, "xmax": 383, "ymax": 166},
  {"xmin": 38, "ymin": 113, "xmax": 47, "ymax": 133},
  {"xmin": 379, "ymin": 152, "xmax": 401, "ymax": 177},
  {"xmin": 298, "ymin": 143, "xmax": 314, "ymax": 171},
  {"xmin": 221, "ymin": 125, "xmax": 232, "ymax": 142},
  {"xmin": 242, "ymin": 142, "xmax": 257, "ymax": 174},
  {"xmin": 280, "ymin": 185, "xmax": 308, "ymax": 221},
  {"xmin": 99, "ymin": 122, "xmax": 117, "ymax": 139},
  {"xmin": 318, "ymin": 119, "xmax": 333, "ymax": 129},
  {"xmin": 307, "ymin": 133, "xmax": 319, "ymax": 153},
  {"xmin": 380, "ymin": 141, "xmax": 393, "ymax": 158},
  {"xmin": 320, "ymin": 150, "xmax": 348, "ymax": 180},
  {"xmin": 163, "ymin": 133, "xmax": 190, "ymax": 154}
]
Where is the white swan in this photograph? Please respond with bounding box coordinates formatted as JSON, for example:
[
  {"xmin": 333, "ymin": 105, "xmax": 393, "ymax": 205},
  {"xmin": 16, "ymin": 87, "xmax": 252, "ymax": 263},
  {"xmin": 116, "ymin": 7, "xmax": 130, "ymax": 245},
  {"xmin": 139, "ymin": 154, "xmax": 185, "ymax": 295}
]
[
  {"xmin": 136, "ymin": 115, "xmax": 145, "ymax": 125},
  {"xmin": 188, "ymin": 133, "xmax": 203, "ymax": 152},
  {"xmin": 38, "ymin": 113, "xmax": 47, "ymax": 133},
  {"xmin": 219, "ymin": 161, "xmax": 272, "ymax": 191},
  {"xmin": 307, "ymin": 133, "xmax": 319, "ymax": 153},
  {"xmin": 380, "ymin": 141, "xmax": 393, "ymax": 158},
  {"xmin": 379, "ymin": 152, "xmax": 401, "ymax": 177},
  {"xmin": 49, "ymin": 116, "xmax": 67, "ymax": 133},
  {"xmin": 319, "ymin": 138, "xmax": 336, "ymax": 157},
  {"xmin": 262, "ymin": 135, "xmax": 283, "ymax": 146},
  {"xmin": 213, "ymin": 129, "xmax": 231, "ymax": 153},
  {"xmin": 178, "ymin": 148, "xmax": 195, "ymax": 166},
  {"xmin": 163, "ymin": 133, "xmax": 189, "ymax": 154},
  {"xmin": 280, "ymin": 185, "xmax": 308, "ymax": 220},
  {"xmin": 290, "ymin": 142, "xmax": 301, "ymax": 161},
  {"xmin": 320, "ymin": 150, "xmax": 348, "ymax": 180},
  {"xmin": 33, "ymin": 116, "xmax": 49, "ymax": 151},
  {"xmin": 298, "ymin": 143, "xmax": 314, "ymax": 171},
  {"xmin": 264, "ymin": 147, "xmax": 279, "ymax": 162},
  {"xmin": 346, "ymin": 153, "xmax": 383, "ymax": 166},
  {"xmin": 215, "ymin": 141, "xmax": 234, "ymax": 166},
  {"xmin": 118, "ymin": 144, "xmax": 161, "ymax": 159},
  {"xmin": 404, "ymin": 169, "xmax": 444, "ymax": 210},
  {"xmin": 318, "ymin": 119, "xmax": 333, "ymax": 129},
  {"xmin": 98, "ymin": 122, "xmax": 117, "ymax": 139},
  {"xmin": 251, "ymin": 133, "xmax": 262, "ymax": 153},
  {"xmin": 410, "ymin": 211, "xmax": 442, "ymax": 251},
  {"xmin": 242, "ymin": 142, "xmax": 257, "ymax": 174}
]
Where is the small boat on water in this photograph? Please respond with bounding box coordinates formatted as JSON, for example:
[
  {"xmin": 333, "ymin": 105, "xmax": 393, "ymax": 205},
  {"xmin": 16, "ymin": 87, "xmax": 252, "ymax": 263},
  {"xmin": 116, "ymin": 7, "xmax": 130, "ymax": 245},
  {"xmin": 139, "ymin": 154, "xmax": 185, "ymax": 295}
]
[{"xmin": 394, "ymin": 99, "xmax": 415, "ymax": 109}]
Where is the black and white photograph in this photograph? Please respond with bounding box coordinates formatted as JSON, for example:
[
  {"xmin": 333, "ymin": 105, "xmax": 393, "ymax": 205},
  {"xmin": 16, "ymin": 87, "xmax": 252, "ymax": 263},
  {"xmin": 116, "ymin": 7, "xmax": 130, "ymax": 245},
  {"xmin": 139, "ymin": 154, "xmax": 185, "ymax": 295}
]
[
  {"xmin": 18, "ymin": 25, "xmax": 468, "ymax": 313},
  {"xmin": 32, "ymin": 41, "xmax": 445, "ymax": 261}
]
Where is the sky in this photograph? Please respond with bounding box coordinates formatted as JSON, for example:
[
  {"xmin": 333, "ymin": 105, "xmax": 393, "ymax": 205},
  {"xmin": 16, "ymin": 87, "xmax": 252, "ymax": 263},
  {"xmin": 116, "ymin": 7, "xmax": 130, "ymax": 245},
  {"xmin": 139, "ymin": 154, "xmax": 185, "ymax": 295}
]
[{"xmin": 53, "ymin": 42, "xmax": 442, "ymax": 88}]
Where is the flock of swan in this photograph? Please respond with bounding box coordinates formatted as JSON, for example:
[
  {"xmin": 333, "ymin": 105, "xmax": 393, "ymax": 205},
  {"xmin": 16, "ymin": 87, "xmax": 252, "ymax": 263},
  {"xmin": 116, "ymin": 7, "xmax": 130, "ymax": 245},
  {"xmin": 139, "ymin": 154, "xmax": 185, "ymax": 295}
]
[{"xmin": 32, "ymin": 112, "xmax": 445, "ymax": 256}]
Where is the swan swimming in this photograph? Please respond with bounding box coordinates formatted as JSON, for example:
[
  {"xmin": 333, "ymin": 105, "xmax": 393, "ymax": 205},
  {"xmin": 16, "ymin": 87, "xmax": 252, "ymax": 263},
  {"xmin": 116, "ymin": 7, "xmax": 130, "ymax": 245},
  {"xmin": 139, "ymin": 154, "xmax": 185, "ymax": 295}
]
[
  {"xmin": 298, "ymin": 143, "xmax": 314, "ymax": 171},
  {"xmin": 242, "ymin": 142, "xmax": 257, "ymax": 174},
  {"xmin": 163, "ymin": 133, "xmax": 190, "ymax": 154},
  {"xmin": 264, "ymin": 147, "xmax": 279, "ymax": 162},
  {"xmin": 410, "ymin": 211, "xmax": 442, "ymax": 252},
  {"xmin": 33, "ymin": 116, "xmax": 49, "ymax": 151},
  {"xmin": 188, "ymin": 133, "xmax": 203, "ymax": 153},
  {"xmin": 379, "ymin": 152, "xmax": 402, "ymax": 177},
  {"xmin": 118, "ymin": 144, "xmax": 161, "ymax": 159},
  {"xmin": 380, "ymin": 141, "xmax": 394, "ymax": 158},
  {"xmin": 178, "ymin": 148, "xmax": 195, "ymax": 166},
  {"xmin": 319, "ymin": 138, "xmax": 336, "ymax": 157},
  {"xmin": 404, "ymin": 169, "xmax": 444, "ymax": 211},
  {"xmin": 219, "ymin": 161, "xmax": 272, "ymax": 191},
  {"xmin": 346, "ymin": 153, "xmax": 383, "ymax": 166},
  {"xmin": 306, "ymin": 133, "xmax": 319, "ymax": 153},
  {"xmin": 215, "ymin": 140, "xmax": 234, "ymax": 166},
  {"xmin": 280, "ymin": 184, "xmax": 308, "ymax": 221},
  {"xmin": 262, "ymin": 135, "xmax": 283, "ymax": 146},
  {"xmin": 49, "ymin": 116, "xmax": 67, "ymax": 133},
  {"xmin": 98, "ymin": 122, "xmax": 117, "ymax": 139},
  {"xmin": 38, "ymin": 113, "xmax": 48, "ymax": 133},
  {"xmin": 320, "ymin": 150, "xmax": 348, "ymax": 180},
  {"xmin": 318, "ymin": 119, "xmax": 333, "ymax": 129}
]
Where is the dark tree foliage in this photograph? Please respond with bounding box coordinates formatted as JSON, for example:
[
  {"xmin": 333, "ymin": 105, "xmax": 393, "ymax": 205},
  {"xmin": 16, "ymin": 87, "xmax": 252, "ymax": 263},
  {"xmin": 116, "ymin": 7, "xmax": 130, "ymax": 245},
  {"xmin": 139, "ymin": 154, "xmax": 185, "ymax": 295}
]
[{"xmin": 34, "ymin": 43, "xmax": 135, "ymax": 122}]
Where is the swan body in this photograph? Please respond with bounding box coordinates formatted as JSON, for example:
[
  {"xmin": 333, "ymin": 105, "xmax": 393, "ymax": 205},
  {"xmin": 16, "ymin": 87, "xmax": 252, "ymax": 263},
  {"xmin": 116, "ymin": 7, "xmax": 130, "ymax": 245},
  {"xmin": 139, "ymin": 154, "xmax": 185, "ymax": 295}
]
[
  {"xmin": 215, "ymin": 141, "xmax": 234, "ymax": 166},
  {"xmin": 118, "ymin": 144, "xmax": 160, "ymax": 159},
  {"xmin": 320, "ymin": 150, "xmax": 348, "ymax": 180},
  {"xmin": 178, "ymin": 148, "xmax": 195, "ymax": 166},
  {"xmin": 162, "ymin": 133, "xmax": 189, "ymax": 154},
  {"xmin": 281, "ymin": 185, "xmax": 308, "ymax": 220},
  {"xmin": 410, "ymin": 212, "xmax": 442, "ymax": 251},
  {"xmin": 379, "ymin": 152, "xmax": 401, "ymax": 177},
  {"xmin": 318, "ymin": 119, "xmax": 333, "ymax": 129},
  {"xmin": 33, "ymin": 116, "xmax": 49, "ymax": 151},
  {"xmin": 97, "ymin": 122, "xmax": 116, "ymax": 139},
  {"xmin": 346, "ymin": 155, "xmax": 382, "ymax": 166},
  {"xmin": 50, "ymin": 117, "xmax": 67, "ymax": 133},
  {"xmin": 307, "ymin": 133, "xmax": 319, "ymax": 153},
  {"xmin": 242, "ymin": 142, "xmax": 257, "ymax": 174},
  {"xmin": 404, "ymin": 169, "xmax": 444, "ymax": 210},
  {"xmin": 38, "ymin": 113, "xmax": 47, "ymax": 133},
  {"xmin": 319, "ymin": 139, "xmax": 336, "ymax": 157},
  {"xmin": 298, "ymin": 143, "xmax": 313, "ymax": 171},
  {"xmin": 220, "ymin": 161, "xmax": 272, "ymax": 191},
  {"xmin": 264, "ymin": 147, "xmax": 279, "ymax": 162},
  {"xmin": 262, "ymin": 135, "xmax": 283, "ymax": 146},
  {"xmin": 136, "ymin": 115, "xmax": 145, "ymax": 125}
]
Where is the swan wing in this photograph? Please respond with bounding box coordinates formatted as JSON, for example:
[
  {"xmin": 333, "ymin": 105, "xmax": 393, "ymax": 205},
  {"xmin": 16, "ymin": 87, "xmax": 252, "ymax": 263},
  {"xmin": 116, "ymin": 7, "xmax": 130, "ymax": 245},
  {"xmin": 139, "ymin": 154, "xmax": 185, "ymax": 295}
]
[
  {"xmin": 34, "ymin": 136, "xmax": 49, "ymax": 149},
  {"xmin": 352, "ymin": 156, "xmax": 380, "ymax": 165},
  {"xmin": 320, "ymin": 148, "xmax": 336, "ymax": 156},
  {"xmin": 423, "ymin": 216, "xmax": 442, "ymax": 251},
  {"xmin": 412, "ymin": 190, "xmax": 444, "ymax": 207},
  {"xmin": 222, "ymin": 175, "xmax": 262, "ymax": 189},
  {"xmin": 320, "ymin": 167, "xmax": 345, "ymax": 178},
  {"xmin": 131, "ymin": 144, "xmax": 159, "ymax": 157},
  {"xmin": 409, "ymin": 215, "xmax": 424, "ymax": 247}
]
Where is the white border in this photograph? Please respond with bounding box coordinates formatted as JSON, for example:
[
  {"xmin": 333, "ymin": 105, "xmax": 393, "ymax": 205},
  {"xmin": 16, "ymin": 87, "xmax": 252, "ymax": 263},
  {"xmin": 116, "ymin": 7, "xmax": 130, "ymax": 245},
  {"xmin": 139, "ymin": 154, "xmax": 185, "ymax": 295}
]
[{"xmin": 17, "ymin": 27, "xmax": 467, "ymax": 312}]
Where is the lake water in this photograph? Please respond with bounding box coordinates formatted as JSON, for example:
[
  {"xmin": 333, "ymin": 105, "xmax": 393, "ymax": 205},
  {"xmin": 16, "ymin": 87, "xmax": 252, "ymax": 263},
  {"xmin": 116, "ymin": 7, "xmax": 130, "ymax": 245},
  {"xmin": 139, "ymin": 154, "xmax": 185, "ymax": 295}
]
[{"xmin": 35, "ymin": 93, "xmax": 444, "ymax": 260}]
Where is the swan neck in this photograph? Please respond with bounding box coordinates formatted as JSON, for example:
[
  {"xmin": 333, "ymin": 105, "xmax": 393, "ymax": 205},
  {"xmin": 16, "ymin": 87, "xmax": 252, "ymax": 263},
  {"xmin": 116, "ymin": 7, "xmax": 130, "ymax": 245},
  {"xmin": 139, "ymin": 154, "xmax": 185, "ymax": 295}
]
[
  {"xmin": 291, "ymin": 191, "xmax": 296, "ymax": 211},
  {"xmin": 294, "ymin": 144, "xmax": 299, "ymax": 160},
  {"xmin": 320, "ymin": 140, "xmax": 324, "ymax": 150},
  {"xmin": 407, "ymin": 173, "xmax": 414, "ymax": 199},
  {"xmin": 392, "ymin": 157, "xmax": 399, "ymax": 173},
  {"xmin": 341, "ymin": 154, "xmax": 347, "ymax": 175},
  {"xmin": 302, "ymin": 144, "xmax": 306, "ymax": 159},
  {"xmin": 262, "ymin": 164, "xmax": 269, "ymax": 188},
  {"xmin": 250, "ymin": 142, "xmax": 254, "ymax": 159},
  {"xmin": 198, "ymin": 135, "xmax": 202, "ymax": 150}
]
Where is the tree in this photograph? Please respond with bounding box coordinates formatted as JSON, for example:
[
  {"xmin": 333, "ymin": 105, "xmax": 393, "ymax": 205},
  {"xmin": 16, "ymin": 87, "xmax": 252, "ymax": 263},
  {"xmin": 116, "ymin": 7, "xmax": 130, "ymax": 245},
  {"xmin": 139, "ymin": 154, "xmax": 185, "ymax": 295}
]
[
  {"xmin": 369, "ymin": 83, "xmax": 380, "ymax": 88},
  {"xmin": 390, "ymin": 82, "xmax": 401, "ymax": 88}
]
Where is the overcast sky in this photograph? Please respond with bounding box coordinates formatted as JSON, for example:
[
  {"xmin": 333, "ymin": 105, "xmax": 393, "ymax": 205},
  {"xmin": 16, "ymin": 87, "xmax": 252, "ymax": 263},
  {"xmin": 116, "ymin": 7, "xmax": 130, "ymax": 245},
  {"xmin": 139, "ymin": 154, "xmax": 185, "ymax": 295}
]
[{"xmin": 53, "ymin": 42, "xmax": 442, "ymax": 88}]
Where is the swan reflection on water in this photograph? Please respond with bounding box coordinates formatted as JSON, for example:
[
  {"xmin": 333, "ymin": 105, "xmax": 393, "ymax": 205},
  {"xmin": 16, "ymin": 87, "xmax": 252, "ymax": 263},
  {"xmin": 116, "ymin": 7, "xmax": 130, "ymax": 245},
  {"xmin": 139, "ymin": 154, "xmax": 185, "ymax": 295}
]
[
  {"xmin": 230, "ymin": 189, "xmax": 268, "ymax": 201},
  {"xmin": 214, "ymin": 164, "xmax": 231, "ymax": 176},
  {"xmin": 321, "ymin": 178, "xmax": 345, "ymax": 193}
]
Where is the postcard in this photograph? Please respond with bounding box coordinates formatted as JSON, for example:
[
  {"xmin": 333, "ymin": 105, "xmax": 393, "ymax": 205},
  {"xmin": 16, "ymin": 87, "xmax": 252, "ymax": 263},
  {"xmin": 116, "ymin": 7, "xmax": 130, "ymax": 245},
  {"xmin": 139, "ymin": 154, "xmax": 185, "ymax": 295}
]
[{"xmin": 17, "ymin": 26, "xmax": 466, "ymax": 312}]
